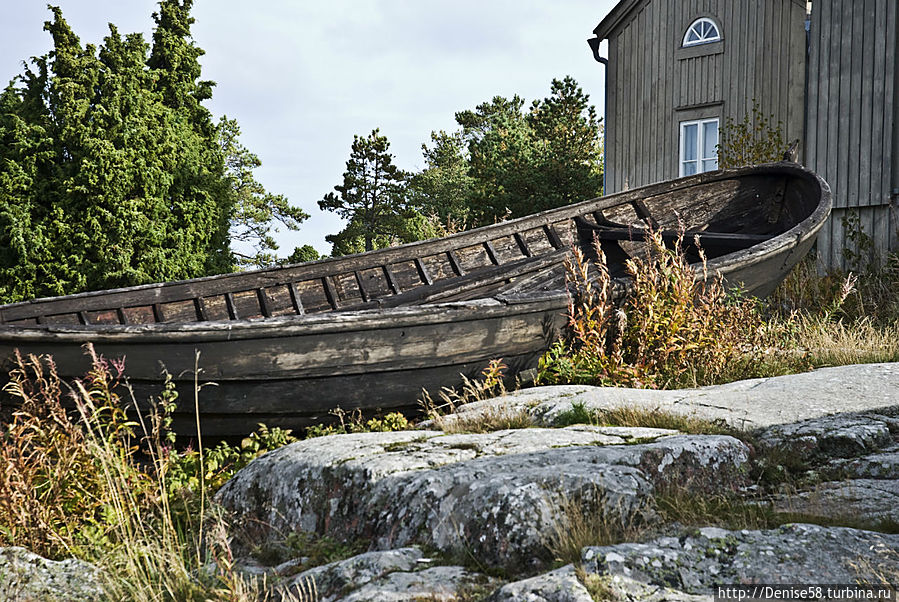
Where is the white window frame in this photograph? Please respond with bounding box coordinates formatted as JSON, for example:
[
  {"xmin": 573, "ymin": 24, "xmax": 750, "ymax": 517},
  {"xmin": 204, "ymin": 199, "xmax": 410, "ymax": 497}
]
[
  {"xmin": 679, "ymin": 118, "xmax": 719, "ymax": 177},
  {"xmin": 683, "ymin": 17, "xmax": 721, "ymax": 47}
]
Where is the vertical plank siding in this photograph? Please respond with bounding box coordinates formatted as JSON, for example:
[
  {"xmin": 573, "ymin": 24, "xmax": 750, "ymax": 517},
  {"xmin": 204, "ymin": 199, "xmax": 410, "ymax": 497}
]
[
  {"xmin": 597, "ymin": 0, "xmax": 897, "ymax": 269},
  {"xmin": 806, "ymin": 0, "xmax": 898, "ymax": 268},
  {"xmin": 602, "ymin": 0, "xmax": 807, "ymax": 194}
]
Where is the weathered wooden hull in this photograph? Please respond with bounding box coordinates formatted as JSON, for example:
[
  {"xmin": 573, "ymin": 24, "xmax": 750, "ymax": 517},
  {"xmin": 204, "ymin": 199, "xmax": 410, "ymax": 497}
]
[
  {"xmin": 0, "ymin": 296, "xmax": 567, "ymax": 437},
  {"xmin": 0, "ymin": 163, "xmax": 831, "ymax": 438}
]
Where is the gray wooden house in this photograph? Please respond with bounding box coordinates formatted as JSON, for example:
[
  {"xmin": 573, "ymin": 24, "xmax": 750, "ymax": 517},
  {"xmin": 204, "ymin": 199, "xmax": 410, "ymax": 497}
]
[{"xmin": 589, "ymin": 0, "xmax": 899, "ymax": 269}]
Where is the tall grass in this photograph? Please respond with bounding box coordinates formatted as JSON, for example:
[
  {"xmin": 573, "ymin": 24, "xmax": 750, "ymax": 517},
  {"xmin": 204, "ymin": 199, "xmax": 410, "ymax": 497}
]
[
  {"xmin": 538, "ymin": 231, "xmax": 804, "ymax": 389},
  {"xmin": 537, "ymin": 227, "xmax": 899, "ymax": 391},
  {"xmin": 0, "ymin": 346, "xmax": 299, "ymax": 601},
  {"xmin": 769, "ymin": 253, "xmax": 899, "ymax": 367}
]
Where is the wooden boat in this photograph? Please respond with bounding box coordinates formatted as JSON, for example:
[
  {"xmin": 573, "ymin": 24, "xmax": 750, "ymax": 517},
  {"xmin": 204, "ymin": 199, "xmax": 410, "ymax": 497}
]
[{"xmin": 0, "ymin": 162, "xmax": 831, "ymax": 438}]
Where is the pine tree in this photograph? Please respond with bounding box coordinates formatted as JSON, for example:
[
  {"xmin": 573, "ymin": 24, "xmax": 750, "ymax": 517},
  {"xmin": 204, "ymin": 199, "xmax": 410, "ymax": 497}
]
[
  {"xmin": 219, "ymin": 117, "xmax": 309, "ymax": 269},
  {"xmin": 406, "ymin": 130, "xmax": 475, "ymax": 229},
  {"xmin": 319, "ymin": 130, "xmax": 409, "ymax": 255},
  {"xmin": 425, "ymin": 77, "xmax": 603, "ymax": 227}
]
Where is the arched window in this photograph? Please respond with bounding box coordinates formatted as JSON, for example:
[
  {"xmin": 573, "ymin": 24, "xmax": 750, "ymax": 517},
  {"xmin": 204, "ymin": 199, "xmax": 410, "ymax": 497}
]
[{"xmin": 683, "ymin": 18, "xmax": 721, "ymax": 47}]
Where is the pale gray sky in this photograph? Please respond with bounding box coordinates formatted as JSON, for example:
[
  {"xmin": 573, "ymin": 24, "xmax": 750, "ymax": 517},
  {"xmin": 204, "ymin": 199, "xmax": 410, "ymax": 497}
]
[{"xmin": 1, "ymin": 1, "xmax": 615, "ymax": 257}]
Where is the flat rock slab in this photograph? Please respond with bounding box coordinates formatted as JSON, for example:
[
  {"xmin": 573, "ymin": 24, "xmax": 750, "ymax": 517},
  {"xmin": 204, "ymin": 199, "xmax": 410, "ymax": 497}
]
[
  {"xmin": 436, "ymin": 363, "xmax": 899, "ymax": 431},
  {"xmin": 827, "ymin": 444, "xmax": 899, "ymax": 479},
  {"xmin": 0, "ymin": 547, "xmax": 104, "ymax": 602},
  {"xmin": 757, "ymin": 413, "xmax": 897, "ymax": 463},
  {"xmin": 274, "ymin": 548, "xmax": 496, "ymax": 602},
  {"xmin": 581, "ymin": 524, "xmax": 899, "ymax": 591},
  {"xmin": 217, "ymin": 427, "xmax": 749, "ymax": 570},
  {"xmin": 490, "ymin": 566, "xmax": 710, "ymax": 602},
  {"xmin": 773, "ymin": 479, "xmax": 899, "ymax": 525}
]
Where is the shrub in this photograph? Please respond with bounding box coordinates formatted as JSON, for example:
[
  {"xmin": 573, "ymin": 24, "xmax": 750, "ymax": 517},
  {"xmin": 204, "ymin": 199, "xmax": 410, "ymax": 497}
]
[
  {"xmin": 304, "ymin": 408, "xmax": 410, "ymax": 438},
  {"xmin": 538, "ymin": 231, "xmax": 793, "ymax": 389},
  {"xmin": 717, "ymin": 100, "xmax": 787, "ymax": 168}
]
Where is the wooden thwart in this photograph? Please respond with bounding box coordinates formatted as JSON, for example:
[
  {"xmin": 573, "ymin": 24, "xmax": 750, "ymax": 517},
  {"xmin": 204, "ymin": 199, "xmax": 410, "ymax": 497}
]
[{"xmin": 575, "ymin": 216, "xmax": 770, "ymax": 249}]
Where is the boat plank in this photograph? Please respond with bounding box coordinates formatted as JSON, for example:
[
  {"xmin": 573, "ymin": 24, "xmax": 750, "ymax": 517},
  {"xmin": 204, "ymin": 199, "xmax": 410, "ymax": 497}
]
[
  {"xmin": 514, "ymin": 232, "xmax": 532, "ymax": 257},
  {"xmin": 224, "ymin": 293, "xmax": 239, "ymax": 320},
  {"xmin": 193, "ymin": 298, "xmax": 208, "ymax": 322},
  {"xmin": 256, "ymin": 289, "xmax": 272, "ymax": 318},
  {"xmin": 415, "ymin": 258, "xmax": 434, "ymax": 285},
  {"xmin": 353, "ymin": 271, "xmax": 370, "ymax": 303},
  {"xmin": 483, "ymin": 241, "xmax": 500, "ymax": 265},
  {"xmin": 321, "ymin": 277, "xmax": 339, "ymax": 310}
]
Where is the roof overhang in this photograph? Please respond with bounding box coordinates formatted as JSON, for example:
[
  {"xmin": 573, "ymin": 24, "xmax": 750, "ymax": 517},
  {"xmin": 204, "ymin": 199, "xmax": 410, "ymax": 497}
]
[{"xmin": 593, "ymin": 0, "xmax": 646, "ymax": 40}]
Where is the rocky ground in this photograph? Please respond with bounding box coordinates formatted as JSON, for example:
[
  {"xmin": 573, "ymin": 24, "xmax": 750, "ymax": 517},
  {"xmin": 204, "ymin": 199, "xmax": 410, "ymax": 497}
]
[{"xmin": 7, "ymin": 363, "xmax": 898, "ymax": 601}]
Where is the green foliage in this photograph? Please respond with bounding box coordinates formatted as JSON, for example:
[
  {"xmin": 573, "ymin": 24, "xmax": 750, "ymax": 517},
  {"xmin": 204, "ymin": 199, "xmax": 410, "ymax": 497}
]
[
  {"xmin": 304, "ymin": 408, "xmax": 410, "ymax": 438},
  {"xmin": 219, "ymin": 117, "xmax": 309, "ymax": 269},
  {"xmin": 407, "ymin": 130, "xmax": 476, "ymax": 229},
  {"xmin": 0, "ymin": 3, "xmax": 299, "ymax": 303},
  {"xmin": 717, "ymin": 100, "xmax": 786, "ymax": 168},
  {"xmin": 456, "ymin": 77, "xmax": 604, "ymax": 225},
  {"xmin": 284, "ymin": 244, "xmax": 324, "ymax": 264},
  {"xmin": 319, "ymin": 129, "xmax": 413, "ymax": 255},
  {"xmin": 538, "ymin": 232, "xmax": 799, "ymax": 389},
  {"xmin": 166, "ymin": 424, "xmax": 297, "ymax": 498}
]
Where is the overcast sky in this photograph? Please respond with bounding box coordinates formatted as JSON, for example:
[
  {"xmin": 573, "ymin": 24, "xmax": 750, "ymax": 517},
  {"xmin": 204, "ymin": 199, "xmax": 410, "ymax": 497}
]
[{"xmin": 1, "ymin": 1, "xmax": 615, "ymax": 257}]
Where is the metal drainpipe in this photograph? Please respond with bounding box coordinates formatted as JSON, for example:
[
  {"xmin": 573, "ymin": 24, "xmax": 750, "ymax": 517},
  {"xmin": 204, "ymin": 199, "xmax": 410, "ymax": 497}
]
[{"xmin": 588, "ymin": 36, "xmax": 608, "ymax": 196}]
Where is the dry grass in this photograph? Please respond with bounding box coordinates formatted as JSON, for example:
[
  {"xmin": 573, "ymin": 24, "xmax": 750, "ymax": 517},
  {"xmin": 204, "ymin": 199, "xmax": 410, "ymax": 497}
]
[
  {"xmin": 769, "ymin": 254, "xmax": 899, "ymax": 367},
  {"xmin": 553, "ymin": 401, "xmax": 740, "ymax": 437},
  {"xmin": 654, "ymin": 489, "xmax": 782, "ymax": 532},
  {"xmin": 433, "ymin": 404, "xmax": 534, "ymax": 435},
  {"xmin": 850, "ymin": 545, "xmax": 899, "ymax": 588},
  {"xmin": 538, "ymin": 230, "xmax": 798, "ymax": 390},
  {"xmin": 544, "ymin": 488, "xmax": 652, "ymax": 566},
  {"xmin": 574, "ymin": 567, "xmax": 615, "ymax": 602},
  {"xmin": 419, "ymin": 359, "xmax": 535, "ymax": 433},
  {"xmin": 0, "ymin": 347, "xmax": 298, "ymax": 601},
  {"xmin": 792, "ymin": 315, "xmax": 899, "ymax": 366}
]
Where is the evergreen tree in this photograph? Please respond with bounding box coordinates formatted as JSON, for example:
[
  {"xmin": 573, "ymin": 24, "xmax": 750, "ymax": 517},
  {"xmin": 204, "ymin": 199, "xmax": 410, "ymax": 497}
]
[
  {"xmin": 422, "ymin": 77, "xmax": 603, "ymax": 227},
  {"xmin": 319, "ymin": 129, "xmax": 410, "ymax": 255},
  {"xmin": 456, "ymin": 95, "xmax": 537, "ymax": 224},
  {"xmin": 527, "ymin": 76, "xmax": 604, "ymax": 208},
  {"xmin": 284, "ymin": 244, "xmax": 323, "ymax": 264},
  {"xmin": 406, "ymin": 130, "xmax": 475, "ymax": 229},
  {"xmin": 0, "ymin": 2, "xmax": 300, "ymax": 303}
]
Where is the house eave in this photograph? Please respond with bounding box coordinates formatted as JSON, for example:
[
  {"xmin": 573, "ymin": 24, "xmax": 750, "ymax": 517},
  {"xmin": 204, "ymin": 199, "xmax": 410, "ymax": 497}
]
[{"xmin": 593, "ymin": 0, "xmax": 645, "ymax": 39}]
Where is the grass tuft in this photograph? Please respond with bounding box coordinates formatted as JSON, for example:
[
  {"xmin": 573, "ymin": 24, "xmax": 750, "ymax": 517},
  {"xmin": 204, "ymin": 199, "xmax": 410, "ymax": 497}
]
[
  {"xmin": 419, "ymin": 359, "xmax": 535, "ymax": 433},
  {"xmin": 554, "ymin": 401, "xmax": 739, "ymax": 437},
  {"xmin": 545, "ymin": 488, "xmax": 652, "ymax": 566},
  {"xmin": 0, "ymin": 346, "xmax": 298, "ymax": 601}
]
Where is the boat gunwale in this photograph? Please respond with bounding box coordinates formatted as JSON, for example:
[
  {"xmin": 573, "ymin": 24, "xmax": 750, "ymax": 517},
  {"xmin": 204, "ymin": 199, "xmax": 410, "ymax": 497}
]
[
  {"xmin": 0, "ymin": 162, "xmax": 831, "ymax": 329},
  {"xmin": 0, "ymin": 293, "xmax": 570, "ymax": 343}
]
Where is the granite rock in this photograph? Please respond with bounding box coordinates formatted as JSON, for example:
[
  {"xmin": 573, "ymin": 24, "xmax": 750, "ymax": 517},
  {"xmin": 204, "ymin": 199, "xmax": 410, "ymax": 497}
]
[
  {"xmin": 0, "ymin": 547, "xmax": 104, "ymax": 602},
  {"xmin": 216, "ymin": 427, "xmax": 749, "ymax": 570}
]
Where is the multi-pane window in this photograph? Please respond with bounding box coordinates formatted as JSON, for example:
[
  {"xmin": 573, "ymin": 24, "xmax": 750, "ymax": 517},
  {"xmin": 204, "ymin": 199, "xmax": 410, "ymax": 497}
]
[
  {"xmin": 683, "ymin": 17, "xmax": 721, "ymax": 46},
  {"xmin": 679, "ymin": 118, "xmax": 719, "ymax": 177}
]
